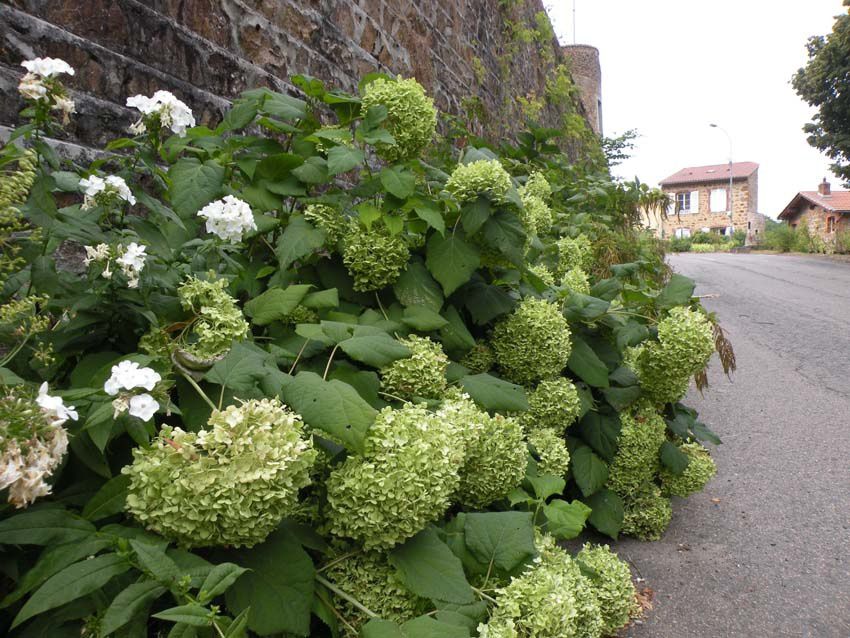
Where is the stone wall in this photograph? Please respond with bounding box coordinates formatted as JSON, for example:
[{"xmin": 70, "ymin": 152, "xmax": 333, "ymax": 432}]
[
  {"xmin": 562, "ymin": 44, "xmax": 601, "ymax": 135},
  {"xmin": 0, "ymin": 0, "xmax": 594, "ymax": 150}
]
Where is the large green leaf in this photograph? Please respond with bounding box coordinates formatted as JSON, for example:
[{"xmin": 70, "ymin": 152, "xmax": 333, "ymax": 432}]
[
  {"xmin": 570, "ymin": 445, "xmax": 609, "ymax": 497},
  {"xmin": 281, "ymin": 372, "xmax": 377, "ymax": 454},
  {"xmin": 205, "ymin": 343, "xmax": 276, "ymax": 393},
  {"xmin": 394, "ymin": 261, "xmax": 444, "ymax": 312},
  {"xmin": 380, "ymin": 167, "xmax": 416, "ymax": 199},
  {"xmin": 458, "ymin": 374, "xmax": 528, "ymax": 412},
  {"xmin": 168, "ymin": 159, "xmax": 225, "ymax": 217},
  {"xmin": 585, "ymin": 489, "xmax": 624, "ymax": 539},
  {"xmin": 389, "ymin": 527, "xmax": 475, "ymax": 604},
  {"xmin": 291, "ymin": 157, "xmax": 328, "ymax": 184},
  {"xmin": 198, "ymin": 563, "xmax": 250, "ymax": 605},
  {"xmin": 82, "ymin": 474, "xmax": 130, "ymax": 521},
  {"xmin": 439, "ymin": 306, "xmax": 476, "ymax": 354},
  {"xmin": 460, "ymin": 281, "xmax": 515, "ymax": 325},
  {"xmin": 577, "ymin": 411, "xmax": 621, "ymax": 461},
  {"xmin": 660, "ymin": 440, "xmax": 691, "ymax": 475},
  {"xmin": 276, "ymin": 215, "xmax": 326, "ymax": 269},
  {"xmin": 657, "ymin": 273, "xmax": 696, "ymax": 308},
  {"xmin": 153, "ymin": 604, "xmax": 211, "ymax": 627},
  {"xmin": 401, "ymin": 306, "xmax": 449, "ymax": 331},
  {"xmin": 130, "ymin": 539, "xmax": 180, "ymax": 583},
  {"xmin": 225, "ymin": 529, "xmax": 315, "ymax": 636},
  {"xmin": 0, "ymin": 509, "xmax": 95, "ymax": 546},
  {"xmin": 542, "ymin": 499, "xmax": 591, "ymax": 540},
  {"xmin": 338, "ymin": 333, "xmax": 411, "ymax": 368},
  {"xmin": 482, "ymin": 210, "xmax": 526, "ymax": 265},
  {"xmin": 243, "ymin": 285, "xmax": 312, "ymax": 326},
  {"xmin": 12, "ymin": 553, "xmax": 131, "ymax": 627},
  {"xmin": 327, "ymin": 145, "xmax": 365, "ymax": 176},
  {"xmin": 101, "ymin": 581, "xmax": 167, "ymax": 635},
  {"xmin": 361, "ymin": 617, "xmax": 470, "ymax": 638},
  {"xmin": 426, "ymin": 233, "xmax": 480, "ymax": 296},
  {"xmin": 460, "ymin": 197, "xmax": 491, "ymax": 236},
  {"xmin": 567, "ymin": 336, "xmax": 610, "ymax": 388},
  {"xmin": 462, "ymin": 512, "xmax": 536, "ymax": 575}
]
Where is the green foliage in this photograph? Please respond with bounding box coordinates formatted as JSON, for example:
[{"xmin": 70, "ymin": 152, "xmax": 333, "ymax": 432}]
[
  {"xmin": 620, "ymin": 483, "xmax": 672, "ymax": 541},
  {"xmin": 575, "ymin": 544, "xmax": 638, "ymax": 634},
  {"xmin": 660, "ymin": 441, "xmax": 717, "ymax": 497},
  {"xmin": 0, "ymin": 66, "xmax": 727, "ymax": 635}
]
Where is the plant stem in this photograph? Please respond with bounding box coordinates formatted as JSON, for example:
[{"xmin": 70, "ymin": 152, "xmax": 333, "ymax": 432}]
[
  {"xmin": 323, "ymin": 345, "xmax": 339, "ymax": 380},
  {"xmin": 374, "ymin": 293, "xmax": 389, "ymax": 321},
  {"xmin": 317, "ymin": 550, "xmax": 361, "ymax": 573},
  {"xmin": 289, "ymin": 339, "xmax": 309, "ymax": 375},
  {"xmin": 472, "ymin": 586, "xmax": 498, "ymax": 604},
  {"xmin": 178, "ymin": 370, "xmax": 217, "ymax": 411},
  {"xmin": 315, "ymin": 574, "xmax": 378, "ymax": 618}
]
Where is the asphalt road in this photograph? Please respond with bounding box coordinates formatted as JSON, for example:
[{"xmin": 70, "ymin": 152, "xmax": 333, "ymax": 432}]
[{"xmin": 614, "ymin": 253, "xmax": 850, "ymax": 638}]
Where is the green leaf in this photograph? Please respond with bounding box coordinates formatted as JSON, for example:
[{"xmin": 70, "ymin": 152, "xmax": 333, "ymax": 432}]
[
  {"xmin": 576, "ymin": 411, "xmax": 621, "ymax": 461},
  {"xmin": 481, "ymin": 210, "xmax": 526, "ymax": 265},
  {"xmin": 570, "ymin": 446, "xmax": 609, "ymax": 497},
  {"xmin": 542, "ymin": 499, "xmax": 591, "ymax": 540},
  {"xmin": 657, "ymin": 273, "xmax": 696, "ymax": 308},
  {"xmin": 615, "ymin": 320, "xmax": 650, "ymax": 351},
  {"xmin": 389, "ymin": 527, "xmax": 475, "ymax": 604},
  {"xmin": 567, "ymin": 336, "xmax": 610, "ymax": 388},
  {"xmin": 600, "ymin": 385, "xmax": 641, "ymax": 411},
  {"xmin": 460, "ymin": 197, "xmax": 491, "ymax": 236},
  {"xmin": 691, "ymin": 420, "xmax": 722, "ymax": 445},
  {"xmin": 243, "ymin": 285, "xmax": 312, "ymax": 326},
  {"xmin": 660, "ymin": 441, "xmax": 690, "ymax": 475},
  {"xmin": 224, "ymin": 608, "xmax": 251, "ymax": 637},
  {"xmin": 82, "ymin": 474, "xmax": 130, "ymax": 521},
  {"xmin": 167, "ymin": 623, "xmax": 199, "ymax": 638},
  {"xmin": 276, "ymin": 215, "xmax": 326, "ymax": 269},
  {"xmin": 402, "ymin": 305, "xmax": 449, "ymax": 331},
  {"xmin": 460, "ymin": 281, "xmax": 515, "ymax": 325},
  {"xmin": 101, "ymin": 581, "xmax": 167, "ymax": 635},
  {"xmin": 292, "ymin": 156, "xmax": 328, "ymax": 184},
  {"xmin": 281, "ymin": 371, "xmax": 377, "ymax": 454},
  {"xmin": 426, "ymin": 233, "xmax": 480, "ymax": 296},
  {"xmin": 380, "ymin": 167, "xmax": 416, "ymax": 199},
  {"xmin": 585, "ymin": 488, "xmax": 625, "ymax": 539},
  {"xmin": 12, "ymin": 553, "xmax": 131, "ymax": 627},
  {"xmin": 261, "ymin": 91, "xmax": 308, "ymax": 120},
  {"xmin": 198, "ymin": 563, "xmax": 249, "ymax": 605},
  {"xmin": 563, "ymin": 294, "xmax": 611, "ymax": 323},
  {"xmin": 458, "ymin": 374, "xmax": 528, "ymax": 411},
  {"xmin": 302, "ymin": 288, "xmax": 339, "ymax": 309},
  {"xmin": 225, "ymin": 528, "xmax": 315, "ymax": 636},
  {"xmin": 402, "ymin": 616, "xmax": 470, "ymax": 638},
  {"xmin": 205, "ymin": 343, "xmax": 275, "ymax": 393},
  {"xmin": 338, "ymin": 333, "xmax": 411, "ymax": 368},
  {"xmin": 526, "ymin": 474, "xmax": 565, "ymax": 501},
  {"xmin": 361, "ymin": 619, "xmax": 404, "ymax": 638},
  {"xmin": 0, "ymin": 509, "xmax": 95, "ymax": 546},
  {"xmin": 463, "ymin": 512, "xmax": 536, "ymax": 575},
  {"xmin": 412, "ymin": 201, "xmax": 445, "ymax": 235},
  {"xmin": 0, "ymin": 366, "xmax": 24, "ymax": 385},
  {"xmin": 326, "ymin": 145, "xmax": 364, "ymax": 176},
  {"xmin": 439, "ymin": 306, "xmax": 476, "ymax": 354},
  {"xmin": 394, "ymin": 261, "xmax": 444, "ymax": 312},
  {"xmin": 130, "ymin": 539, "xmax": 180, "ymax": 583},
  {"xmin": 153, "ymin": 604, "xmax": 212, "ymax": 627},
  {"xmin": 168, "ymin": 159, "xmax": 225, "ymax": 217}
]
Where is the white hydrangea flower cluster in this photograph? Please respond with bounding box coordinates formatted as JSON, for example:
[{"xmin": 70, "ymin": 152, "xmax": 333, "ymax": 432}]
[
  {"xmin": 18, "ymin": 57, "xmax": 76, "ymax": 124},
  {"xmin": 79, "ymin": 174, "xmax": 136, "ymax": 210},
  {"xmin": 126, "ymin": 90, "xmax": 196, "ymax": 137},
  {"xmin": 197, "ymin": 195, "xmax": 257, "ymax": 244},
  {"xmin": 0, "ymin": 383, "xmax": 77, "ymax": 508},
  {"xmin": 82, "ymin": 242, "xmax": 147, "ymax": 288},
  {"xmin": 104, "ymin": 360, "xmax": 161, "ymax": 421}
]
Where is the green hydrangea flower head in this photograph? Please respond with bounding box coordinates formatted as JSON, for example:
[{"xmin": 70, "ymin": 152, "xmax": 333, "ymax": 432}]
[
  {"xmin": 626, "ymin": 307, "xmax": 714, "ymax": 404},
  {"xmin": 576, "ymin": 543, "xmax": 638, "ymax": 634},
  {"xmin": 446, "ymin": 159, "xmax": 512, "ymax": 203},
  {"xmin": 177, "ymin": 275, "xmax": 248, "ymax": 360},
  {"xmin": 621, "ymin": 483, "xmax": 672, "ymax": 541},
  {"xmin": 479, "ymin": 533, "xmax": 600, "ymax": 638},
  {"xmin": 520, "ymin": 377, "xmax": 582, "ymax": 434},
  {"xmin": 527, "ymin": 428, "xmax": 571, "ymax": 478},
  {"xmin": 360, "ymin": 77, "xmax": 437, "ymax": 161},
  {"xmin": 519, "ymin": 194, "xmax": 554, "ymax": 237},
  {"xmin": 381, "ymin": 335, "xmax": 448, "ymax": 400},
  {"xmin": 555, "ymin": 235, "xmax": 594, "ymax": 277},
  {"xmin": 528, "ymin": 263, "xmax": 556, "ymax": 287},
  {"xmin": 124, "ymin": 398, "xmax": 316, "ymax": 548},
  {"xmin": 519, "ymin": 172, "xmax": 552, "ymax": 202},
  {"xmin": 325, "ymin": 404, "xmax": 464, "ymax": 549},
  {"xmin": 439, "ymin": 393, "xmax": 526, "ymax": 508},
  {"xmin": 342, "ymin": 220, "xmax": 410, "ymax": 292},
  {"xmin": 491, "ymin": 297, "xmax": 572, "ymax": 385},
  {"xmin": 659, "ymin": 441, "xmax": 717, "ymax": 497},
  {"xmin": 282, "ymin": 304, "xmax": 319, "ymax": 325},
  {"xmin": 304, "ymin": 203, "xmax": 346, "ymax": 245},
  {"xmin": 561, "ymin": 267, "xmax": 591, "ymax": 295},
  {"xmin": 606, "ymin": 404, "xmax": 666, "ymax": 498},
  {"xmin": 459, "ymin": 341, "xmax": 495, "ymax": 374},
  {"xmin": 323, "ymin": 550, "xmax": 426, "ymax": 635}
]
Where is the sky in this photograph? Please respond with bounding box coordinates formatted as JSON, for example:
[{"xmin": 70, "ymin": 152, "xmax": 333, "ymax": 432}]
[{"xmin": 545, "ymin": 0, "xmax": 843, "ymax": 218}]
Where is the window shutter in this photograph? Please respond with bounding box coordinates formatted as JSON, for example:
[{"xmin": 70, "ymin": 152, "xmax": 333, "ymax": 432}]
[{"xmin": 691, "ymin": 190, "xmax": 699, "ymax": 213}]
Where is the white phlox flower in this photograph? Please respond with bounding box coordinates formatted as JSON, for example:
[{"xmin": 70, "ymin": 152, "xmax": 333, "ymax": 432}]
[
  {"xmin": 52, "ymin": 96, "xmax": 76, "ymax": 124},
  {"xmin": 17, "ymin": 74, "xmax": 47, "ymax": 100},
  {"xmin": 83, "ymin": 243, "xmax": 111, "ymax": 266},
  {"xmin": 126, "ymin": 90, "xmax": 195, "ymax": 137},
  {"xmin": 104, "ymin": 360, "xmax": 162, "ymax": 396},
  {"xmin": 128, "ymin": 394, "xmax": 159, "ymax": 422},
  {"xmin": 36, "ymin": 382, "xmax": 78, "ymax": 426},
  {"xmin": 197, "ymin": 195, "xmax": 257, "ymax": 244},
  {"xmin": 21, "ymin": 58, "xmax": 75, "ymax": 78},
  {"xmin": 116, "ymin": 242, "xmax": 147, "ymax": 288},
  {"xmin": 79, "ymin": 174, "xmax": 136, "ymax": 209},
  {"xmin": 17, "ymin": 58, "xmax": 75, "ymax": 106}
]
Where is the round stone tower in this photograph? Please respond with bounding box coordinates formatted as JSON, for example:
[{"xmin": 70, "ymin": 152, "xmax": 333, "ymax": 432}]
[{"xmin": 562, "ymin": 44, "xmax": 602, "ymax": 136}]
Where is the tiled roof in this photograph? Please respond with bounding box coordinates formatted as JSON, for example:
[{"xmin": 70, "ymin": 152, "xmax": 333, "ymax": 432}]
[
  {"xmin": 798, "ymin": 190, "xmax": 850, "ymax": 212},
  {"xmin": 659, "ymin": 162, "xmax": 759, "ymax": 186}
]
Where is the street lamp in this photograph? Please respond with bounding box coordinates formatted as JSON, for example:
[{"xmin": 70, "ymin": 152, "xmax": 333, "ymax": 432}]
[{"xmin": 709, "ymin": 123, "xmax": 734, "ymax": 236}]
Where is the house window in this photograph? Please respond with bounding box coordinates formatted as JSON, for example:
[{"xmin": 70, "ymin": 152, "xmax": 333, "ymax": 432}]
[
  {"xmin": 676, "ymin": 192, "xmax": 691, "ymax": 213},
  {"xmin": 827, "ymin": 216, "xmax": 836, "ymax": 233},
  {"xmin": 674, "ymin": 228, "xmax": 691, "ymax": 239},
  {"xmin": 710, "ymin": 188, "xmax": 727, "ymax": 213}
]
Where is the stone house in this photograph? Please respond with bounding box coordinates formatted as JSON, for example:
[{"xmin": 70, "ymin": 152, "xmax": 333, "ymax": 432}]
[
  {"xmin": 657, "ymin": 161, "xmax": 766, "ymax": 244},
  {"xmin": 778, "ymin": 179, "xmax": 850, "ymax": 242}
]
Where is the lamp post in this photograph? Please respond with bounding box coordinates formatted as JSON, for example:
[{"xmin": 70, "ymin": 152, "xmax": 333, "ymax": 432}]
[{"xmin": 709, "ymin": 123, "xmax": 734, "ymax": 236}]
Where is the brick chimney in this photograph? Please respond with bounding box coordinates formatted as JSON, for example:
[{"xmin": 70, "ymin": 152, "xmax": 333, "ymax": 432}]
[{"xmin": 819, "ymin": 178, "xmax": 831, "ymax": 196}]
